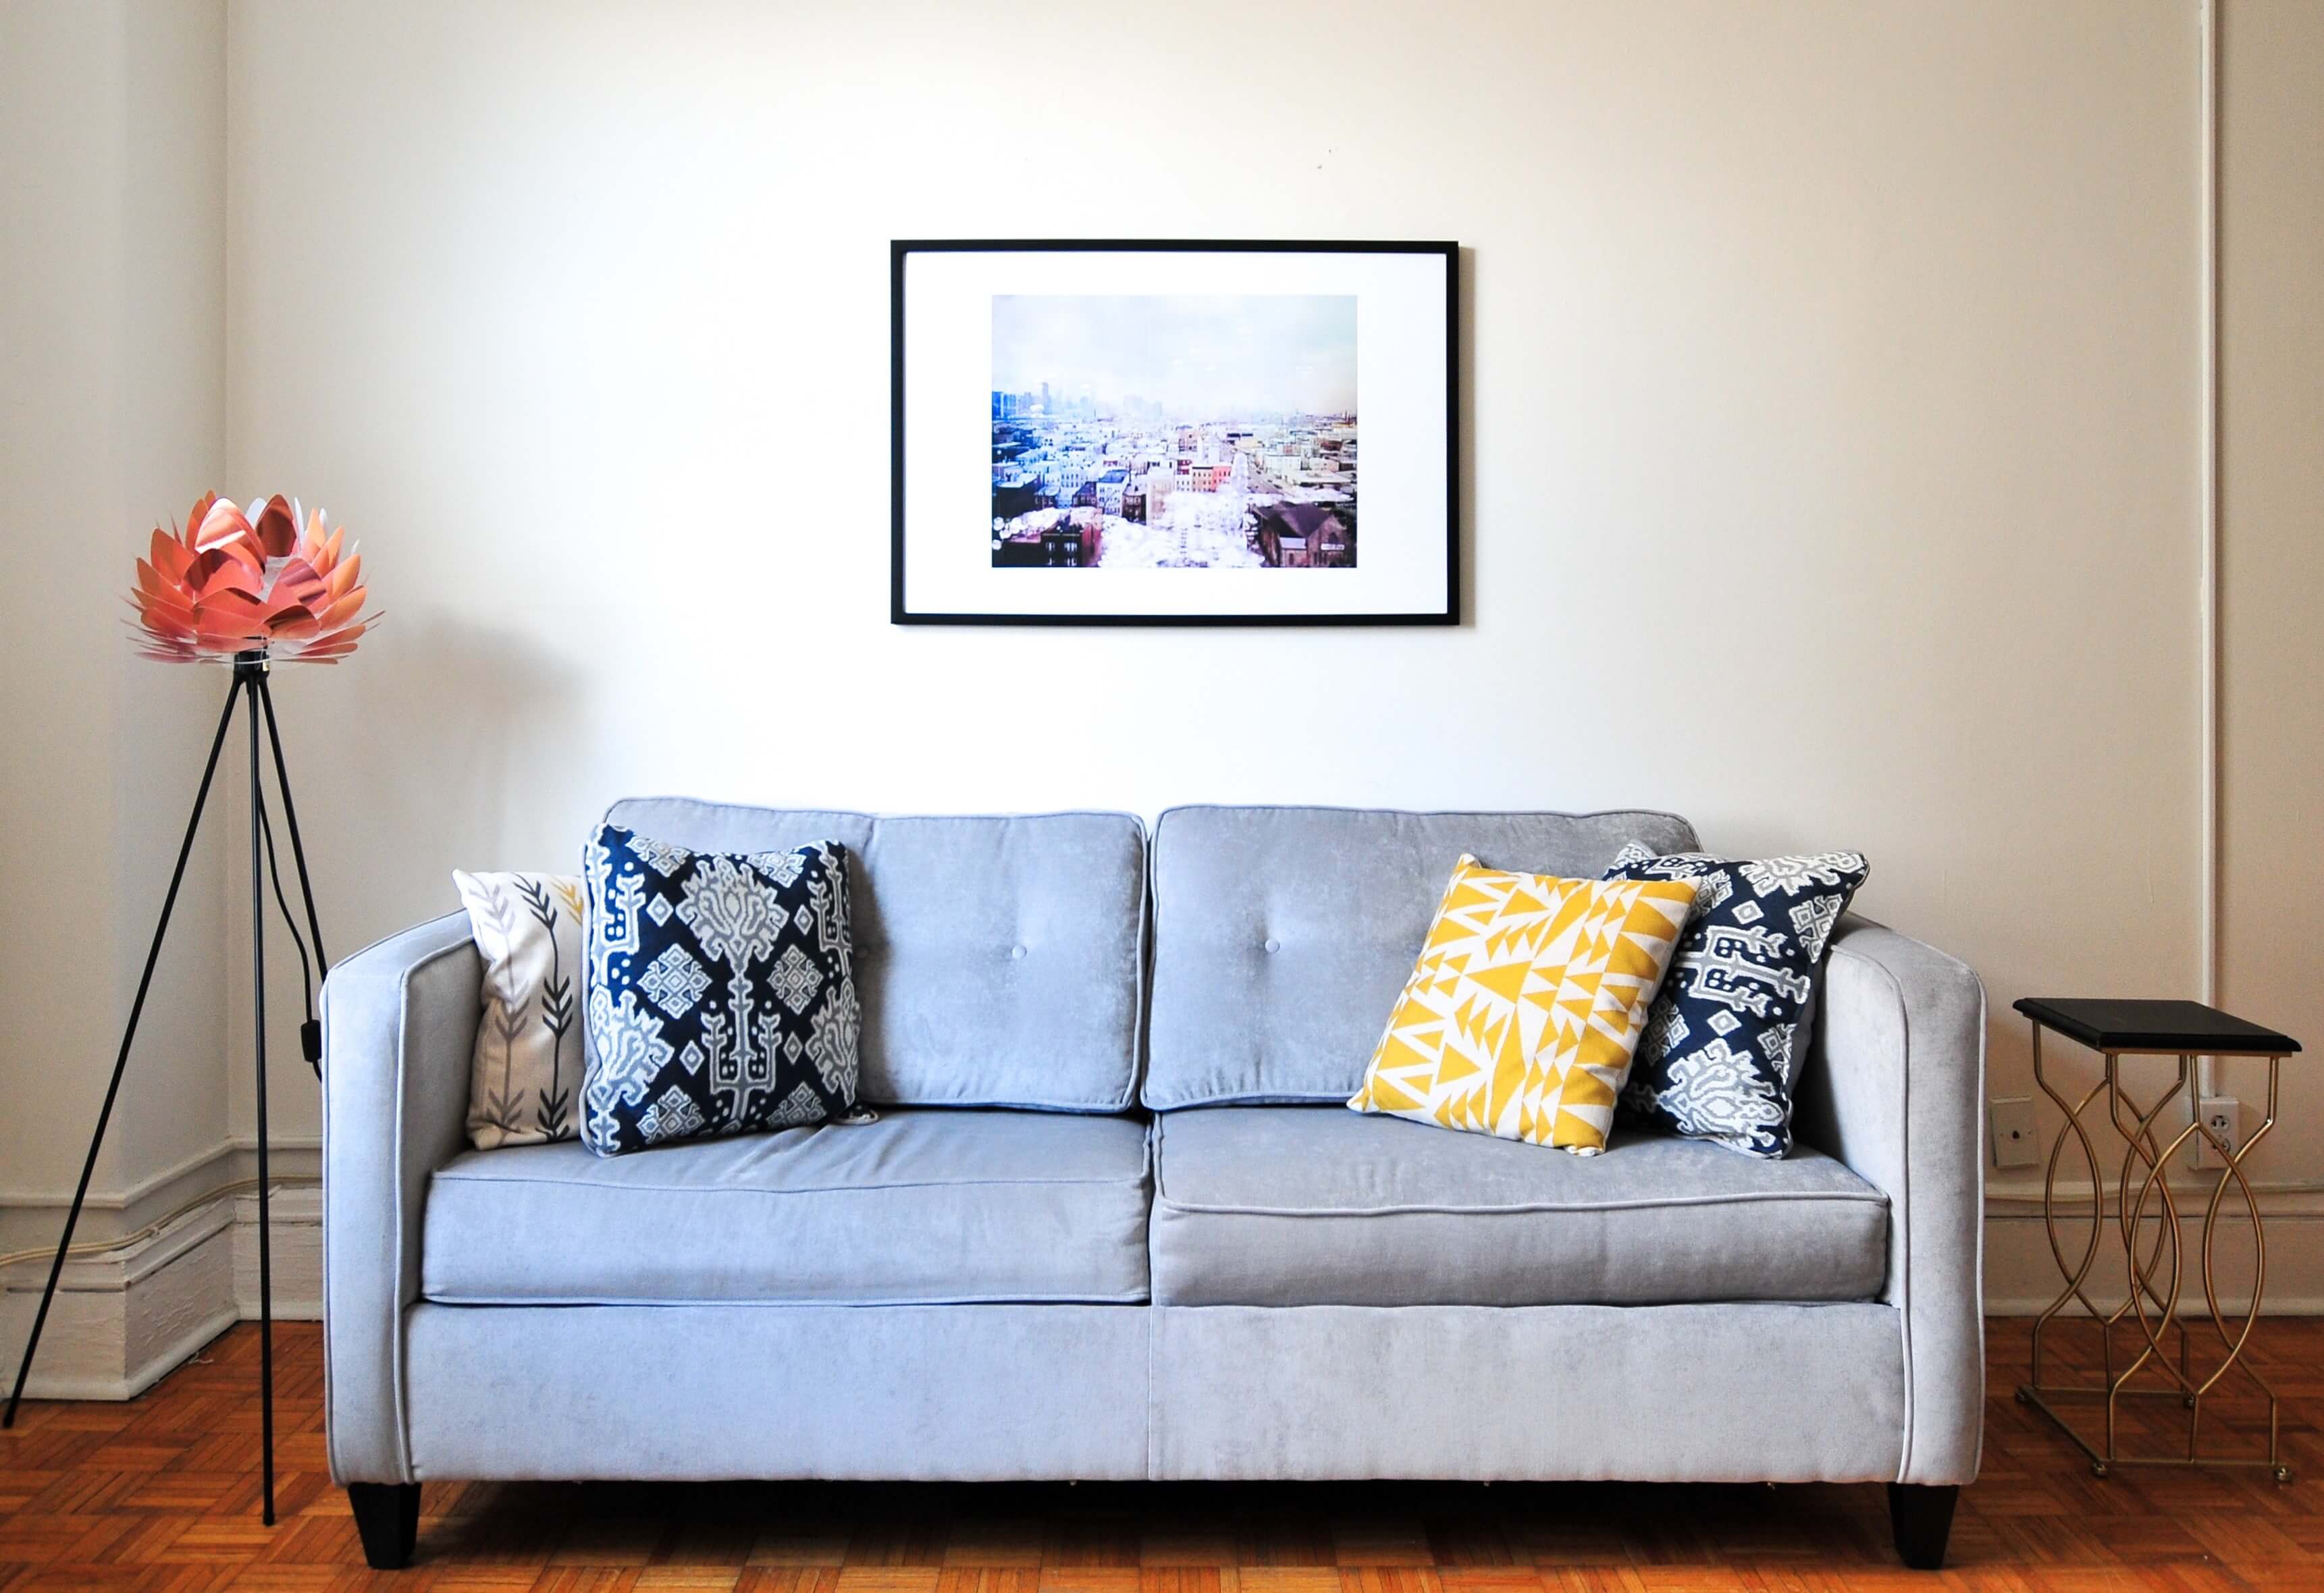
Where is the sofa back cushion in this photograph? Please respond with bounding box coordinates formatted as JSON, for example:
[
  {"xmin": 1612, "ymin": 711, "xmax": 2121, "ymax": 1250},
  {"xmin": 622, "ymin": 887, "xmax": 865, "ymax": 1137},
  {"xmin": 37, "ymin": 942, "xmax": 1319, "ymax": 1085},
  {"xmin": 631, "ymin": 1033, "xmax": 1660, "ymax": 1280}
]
[
  {"xmin": 603, "ymin": 799, "xmax": 1145, "ymax": 1110},
  {"xmin": 1143, "ymin": 805, "xmax": 1699, "ymax": 1108}
]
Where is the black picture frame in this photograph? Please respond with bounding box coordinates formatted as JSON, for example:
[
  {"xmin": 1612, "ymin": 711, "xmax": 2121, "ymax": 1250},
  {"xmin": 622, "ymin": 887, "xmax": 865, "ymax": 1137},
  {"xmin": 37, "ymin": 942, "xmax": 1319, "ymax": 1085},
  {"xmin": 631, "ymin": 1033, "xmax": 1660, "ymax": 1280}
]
[{"xmin": 891, "ymin": 238, "xmax": 1460, "ymax": 626}]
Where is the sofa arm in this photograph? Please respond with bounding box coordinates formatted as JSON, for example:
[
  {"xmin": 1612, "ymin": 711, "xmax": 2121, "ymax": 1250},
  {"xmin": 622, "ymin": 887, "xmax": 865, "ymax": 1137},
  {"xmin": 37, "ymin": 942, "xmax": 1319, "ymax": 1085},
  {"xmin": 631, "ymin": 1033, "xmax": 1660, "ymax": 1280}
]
[
  {"xmin": 320, "ymin": 911, "xmax": 479, "ymax": 1484},
  {"xmin": 1793, "ymin": 914, "xmax": 1986, "ymax": 1488}
]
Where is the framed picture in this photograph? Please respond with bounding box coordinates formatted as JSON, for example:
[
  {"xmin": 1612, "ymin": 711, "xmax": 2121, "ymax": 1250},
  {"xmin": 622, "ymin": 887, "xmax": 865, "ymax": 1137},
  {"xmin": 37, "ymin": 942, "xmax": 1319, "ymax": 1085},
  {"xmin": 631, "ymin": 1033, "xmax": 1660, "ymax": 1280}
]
[{"xmin": 891, "ymin": 239, "xmax": 1458, "ymax": 626}]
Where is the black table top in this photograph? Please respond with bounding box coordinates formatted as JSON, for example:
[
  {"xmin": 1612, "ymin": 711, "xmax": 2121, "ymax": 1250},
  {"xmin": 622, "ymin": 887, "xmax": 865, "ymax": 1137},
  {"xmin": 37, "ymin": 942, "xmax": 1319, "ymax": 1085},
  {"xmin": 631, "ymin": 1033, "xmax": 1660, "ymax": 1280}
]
[{"xmin": 2013, "ymin": 997, "xmax": 2300, "ymax": 1055}]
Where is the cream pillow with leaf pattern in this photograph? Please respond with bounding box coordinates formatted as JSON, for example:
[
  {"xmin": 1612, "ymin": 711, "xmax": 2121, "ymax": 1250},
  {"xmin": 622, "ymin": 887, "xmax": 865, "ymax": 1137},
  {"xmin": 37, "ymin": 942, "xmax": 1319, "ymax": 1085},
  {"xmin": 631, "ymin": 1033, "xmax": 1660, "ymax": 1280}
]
[{"xmin": 453, "ymin": 870, "xmax": 585, "ymax": 1148}]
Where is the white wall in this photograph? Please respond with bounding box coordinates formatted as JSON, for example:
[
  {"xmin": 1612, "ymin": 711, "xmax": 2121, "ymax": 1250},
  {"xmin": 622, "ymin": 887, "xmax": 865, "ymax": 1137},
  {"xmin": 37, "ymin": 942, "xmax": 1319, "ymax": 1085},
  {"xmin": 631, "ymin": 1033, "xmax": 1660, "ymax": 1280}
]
[
  {"xmin": 4, "ymin": 0, "xmax": 2317, "ymax": 1310},
  {"xmin": 223, "ymin": 0, "xmax": 2213, "ymax": 1159},
  {"xmin": 0, "ymin": 0, "xmax": 228, "ymax": 1235}
]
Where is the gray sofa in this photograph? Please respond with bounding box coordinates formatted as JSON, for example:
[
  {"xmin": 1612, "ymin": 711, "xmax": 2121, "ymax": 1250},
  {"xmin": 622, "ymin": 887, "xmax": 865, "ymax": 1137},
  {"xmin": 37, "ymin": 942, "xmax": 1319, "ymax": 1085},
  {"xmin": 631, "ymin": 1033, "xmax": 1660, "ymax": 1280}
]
[{"xmin": 321, "ymin": 803, "xmax": 1986, "ymax": 1571}]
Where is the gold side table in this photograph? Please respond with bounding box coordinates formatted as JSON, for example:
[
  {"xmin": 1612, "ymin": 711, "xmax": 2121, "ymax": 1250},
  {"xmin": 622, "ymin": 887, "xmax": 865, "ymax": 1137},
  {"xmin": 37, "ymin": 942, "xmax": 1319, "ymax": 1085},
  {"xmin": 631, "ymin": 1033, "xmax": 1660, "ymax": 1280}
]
[{"xmin": 2011, "ymin": 996, "xmax": 2302, "ymax": 1482}]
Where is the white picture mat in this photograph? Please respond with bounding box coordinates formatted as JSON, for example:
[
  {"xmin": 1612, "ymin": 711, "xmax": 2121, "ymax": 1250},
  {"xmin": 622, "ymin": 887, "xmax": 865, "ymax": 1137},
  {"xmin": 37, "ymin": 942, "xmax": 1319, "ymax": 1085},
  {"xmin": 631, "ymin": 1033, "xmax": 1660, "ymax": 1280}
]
[{"xmin": 899, "ymin": 248, "xmax": 1450, "ymax": 618}]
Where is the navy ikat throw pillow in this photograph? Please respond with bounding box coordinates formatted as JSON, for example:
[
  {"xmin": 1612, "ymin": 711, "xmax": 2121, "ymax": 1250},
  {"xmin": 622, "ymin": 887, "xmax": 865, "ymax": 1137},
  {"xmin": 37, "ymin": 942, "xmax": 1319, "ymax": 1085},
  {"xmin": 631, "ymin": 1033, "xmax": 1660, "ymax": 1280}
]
[
  {"xmin": 1600, "ymin": 842, "xmax": 1868, "ymax": 1159},
  {"xmin": 581, "ymin": 824, "xmax": 861, "ymax": 1156}
]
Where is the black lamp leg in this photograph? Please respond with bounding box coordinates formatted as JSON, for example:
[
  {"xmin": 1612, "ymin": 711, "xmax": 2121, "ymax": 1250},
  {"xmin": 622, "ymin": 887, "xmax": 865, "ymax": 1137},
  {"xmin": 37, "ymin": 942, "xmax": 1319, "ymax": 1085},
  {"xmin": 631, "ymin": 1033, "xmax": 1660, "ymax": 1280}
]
[
  {"xmin": 246, "ymin": 668, "xmax": 277, "ymax": 1528},
  {"xmin": 4, "ymin": 675, "xmax": 242, "ymax": 1430},
  {"xmin": 5, "ymin": 678, "xmax": 242, "ymax": 1439}
]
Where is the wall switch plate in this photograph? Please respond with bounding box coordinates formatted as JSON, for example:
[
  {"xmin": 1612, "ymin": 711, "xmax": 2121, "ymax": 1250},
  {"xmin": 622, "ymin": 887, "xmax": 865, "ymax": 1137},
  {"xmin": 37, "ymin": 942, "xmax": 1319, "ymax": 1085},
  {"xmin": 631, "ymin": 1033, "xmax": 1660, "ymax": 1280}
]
[
  {"xmin": 1990, "ymin": 1097, "xmax": 2040, "ymax": 1169},
  {"xmin": 2194, "ymin": 1096, "xmax": 2243, "ymax": 1170}
]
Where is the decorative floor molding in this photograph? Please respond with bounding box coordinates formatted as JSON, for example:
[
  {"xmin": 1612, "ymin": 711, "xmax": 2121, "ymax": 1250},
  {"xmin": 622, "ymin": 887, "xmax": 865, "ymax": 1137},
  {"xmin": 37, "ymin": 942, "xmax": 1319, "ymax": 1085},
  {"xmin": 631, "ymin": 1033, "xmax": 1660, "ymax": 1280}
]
[
  {"xmin": 233, "ymin": 1183, "xmax": 323, "ymax": 1321},
  {"xmin": 0, "ymin": 1137, "xmax": 319, "ymax": 1253},
  {"xmin": 0, "ymin": 1171, "xmax": 320, "ymax": 1404}
]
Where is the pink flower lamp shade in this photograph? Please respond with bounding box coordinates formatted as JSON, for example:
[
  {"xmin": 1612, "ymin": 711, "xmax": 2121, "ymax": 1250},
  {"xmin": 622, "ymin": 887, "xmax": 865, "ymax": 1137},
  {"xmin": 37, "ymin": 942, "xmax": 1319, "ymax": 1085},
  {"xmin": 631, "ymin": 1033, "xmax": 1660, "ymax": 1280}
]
[{"xmin": 129, "ymin": 492, "xmax": 378, "ymax": 663}]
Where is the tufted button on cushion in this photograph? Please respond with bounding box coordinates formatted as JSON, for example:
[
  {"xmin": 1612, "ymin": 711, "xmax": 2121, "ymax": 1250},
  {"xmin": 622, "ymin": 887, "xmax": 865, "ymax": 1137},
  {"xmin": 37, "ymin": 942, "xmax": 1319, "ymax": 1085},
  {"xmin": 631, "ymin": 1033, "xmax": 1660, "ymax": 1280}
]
[
  {"xmin": 1263, "ymin": 937, "xmax": 1282, "ymax": 954},
  {"xmin": 600, "ymin": 801, "xmax": 1146, "ymax": 1112},
  {"xmin": 1144, "ymin": 805, "xmax": 1701, "ymax": 1108}
]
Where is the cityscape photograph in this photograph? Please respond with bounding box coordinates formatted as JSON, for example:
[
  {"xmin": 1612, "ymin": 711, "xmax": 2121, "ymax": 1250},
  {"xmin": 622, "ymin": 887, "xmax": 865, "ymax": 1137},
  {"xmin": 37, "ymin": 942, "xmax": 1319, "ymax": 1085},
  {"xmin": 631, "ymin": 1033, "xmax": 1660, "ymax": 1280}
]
[{"xmin": 990, "ymin": 294, "xmax": 1358, "ymax": 570}]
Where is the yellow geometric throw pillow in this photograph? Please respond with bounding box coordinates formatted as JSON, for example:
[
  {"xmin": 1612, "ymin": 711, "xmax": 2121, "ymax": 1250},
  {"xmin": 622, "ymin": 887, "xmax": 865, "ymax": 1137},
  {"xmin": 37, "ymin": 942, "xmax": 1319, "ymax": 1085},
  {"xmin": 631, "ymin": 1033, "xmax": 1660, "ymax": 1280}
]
[{"xmin": 1349, "ymin": 855, "xmax": 1697, "ymax": 1154}]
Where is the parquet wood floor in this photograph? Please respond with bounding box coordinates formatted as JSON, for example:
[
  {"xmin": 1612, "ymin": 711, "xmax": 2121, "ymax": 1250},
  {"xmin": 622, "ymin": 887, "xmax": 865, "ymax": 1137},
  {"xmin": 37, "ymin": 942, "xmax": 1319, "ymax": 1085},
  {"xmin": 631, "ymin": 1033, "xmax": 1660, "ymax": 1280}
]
[{"xmin": 5, "ymin": 1318, "xmax": 2323, "ymax": 1591}]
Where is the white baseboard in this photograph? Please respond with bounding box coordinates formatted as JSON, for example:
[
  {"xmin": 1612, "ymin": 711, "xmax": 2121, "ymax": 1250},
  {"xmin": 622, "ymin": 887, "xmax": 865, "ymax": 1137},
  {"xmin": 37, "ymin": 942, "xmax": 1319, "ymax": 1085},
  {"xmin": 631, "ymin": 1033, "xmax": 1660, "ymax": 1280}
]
[
  {"xmin": 0, "ymin": 1174, "xmax": 321, "ymax": 1403},
  {"xmin": 233, "ymin": 1183, "xmax": 323, "ymax": 1320}
]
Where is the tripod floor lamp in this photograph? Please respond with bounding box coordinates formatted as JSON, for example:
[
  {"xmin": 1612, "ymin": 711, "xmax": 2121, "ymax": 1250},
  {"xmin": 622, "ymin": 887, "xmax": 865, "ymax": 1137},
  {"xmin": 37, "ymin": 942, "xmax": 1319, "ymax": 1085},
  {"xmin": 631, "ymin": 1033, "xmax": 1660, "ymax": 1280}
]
[{"xmin": 3, "ymin": 493, "xmax": 376, "ymax": 1527}]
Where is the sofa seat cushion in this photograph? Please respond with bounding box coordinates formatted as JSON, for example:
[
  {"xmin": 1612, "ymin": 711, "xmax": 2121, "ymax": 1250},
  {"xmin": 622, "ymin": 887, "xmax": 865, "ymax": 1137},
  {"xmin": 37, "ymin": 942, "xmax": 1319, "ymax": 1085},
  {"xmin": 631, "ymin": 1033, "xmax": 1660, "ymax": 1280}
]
[
  {"xmin": 1148, "ymin": 1106, "xmax": 1886, "ymax": 1307},
  {"xmin": 422, "ymin": 1107, "xmax": 1152, "ymax": 1305}
]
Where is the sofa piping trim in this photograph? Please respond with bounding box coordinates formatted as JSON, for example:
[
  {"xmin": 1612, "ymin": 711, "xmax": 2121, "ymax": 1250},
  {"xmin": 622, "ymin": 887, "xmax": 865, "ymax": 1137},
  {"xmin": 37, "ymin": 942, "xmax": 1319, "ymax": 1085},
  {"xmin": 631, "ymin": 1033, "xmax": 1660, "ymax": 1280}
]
[
  {"xmin": 1966, "ymin": 970, "xmax": 1990, "ymax": 1477},
  {"xmin": 1830, "ymin": 937, "xmax": 1920, "ymax": 1486},
  {"xmin": 419, "ymin": 1288, "xmax": 1155, "ymax": 1308},
  {"xmin": 432, "ymin": 1170, "xmax": 1150, "ymax": 1196},
  {"xmin": 1144, "ymin": 1117, "xmax": 1163, "ymax": 1480},
  {"xmin": 435, "ymin": 1105, "xmax": 1155, "ymax": 1197},
  {"xmin": 1148, "ymin": 1114, "xmax": 1887, "ymax": 1220}
]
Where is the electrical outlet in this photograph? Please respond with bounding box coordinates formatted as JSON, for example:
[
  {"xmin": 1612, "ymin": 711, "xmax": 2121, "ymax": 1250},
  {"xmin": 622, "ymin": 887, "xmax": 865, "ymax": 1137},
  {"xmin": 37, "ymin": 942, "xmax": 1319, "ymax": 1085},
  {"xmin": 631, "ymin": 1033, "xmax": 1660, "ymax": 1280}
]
[
  {"xmin": 2194, "ymin": 1096, "xmax": 2243, "ymax": 1170},
  {"xmin": 1990, "ymin": 1097, "xmax": 2040, "ymax": 1169}
]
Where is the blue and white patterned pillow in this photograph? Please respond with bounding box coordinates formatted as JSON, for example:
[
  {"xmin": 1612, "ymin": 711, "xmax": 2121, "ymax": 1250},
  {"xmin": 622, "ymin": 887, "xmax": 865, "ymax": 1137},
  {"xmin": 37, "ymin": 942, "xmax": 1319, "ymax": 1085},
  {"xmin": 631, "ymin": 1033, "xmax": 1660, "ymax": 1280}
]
[
  {"xmin": 1600, "ymin": 842, "xmax": 1868, "ymax": 1159},
  {"xmin": 581, "ymin": 824, "xmax": 860, "ymax": 1156}
]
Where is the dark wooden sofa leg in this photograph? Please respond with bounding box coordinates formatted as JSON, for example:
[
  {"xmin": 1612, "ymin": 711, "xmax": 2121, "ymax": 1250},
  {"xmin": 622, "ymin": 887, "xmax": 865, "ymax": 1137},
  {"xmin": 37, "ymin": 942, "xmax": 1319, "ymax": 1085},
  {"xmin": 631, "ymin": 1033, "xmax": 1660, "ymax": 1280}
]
[
  {"xmin": 1886, "ymin": 1482, "xmax": 1958, "ymax": 1571},
  {"xmin": 348, "ymin": 1482, "xmax": 421, "ymax": 1569}
]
